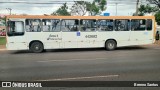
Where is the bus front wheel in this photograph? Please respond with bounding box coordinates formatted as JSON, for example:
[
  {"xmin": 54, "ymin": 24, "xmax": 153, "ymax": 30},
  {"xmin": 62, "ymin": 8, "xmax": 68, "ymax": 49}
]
[
  {"xmin": 105, "ymin": 40, "xmax": 117, "ymax": 51},
  {"xmin": 30, "ymin": 42, "xmax": 44, "ymax": 53}
]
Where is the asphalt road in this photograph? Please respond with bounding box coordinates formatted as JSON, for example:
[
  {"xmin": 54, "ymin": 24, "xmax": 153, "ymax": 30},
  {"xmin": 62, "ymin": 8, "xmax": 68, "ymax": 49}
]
[{"xmin": 0, "ymin": 44, "xmax": 160, "ymax": 90}]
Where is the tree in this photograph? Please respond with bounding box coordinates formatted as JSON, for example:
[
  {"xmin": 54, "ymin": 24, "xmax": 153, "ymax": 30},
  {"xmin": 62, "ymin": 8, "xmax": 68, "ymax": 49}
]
[
  {"xmin": 147, "ymin": 0, "xmax": 160, "ymax": 8},
  {"xmin": 86, "ymin": 1, "xmax": 100, "ymax": 16},
  {"xmin": 70, "ymin": 0, "xmax": 107, "ymax": 16},
  {"xmin": 70, "ymin": 1, "xmax": 88, "ymax": 16},
  {"xmin": 51, "ymin": 3, "xmax": 70, "ymax": 16},
  {"xmin": 137, "ymin": 0, "xmax": 159, "ymax": 16},
  {"xmin": 97, "ymin": 0, "xmax": 107, "ymax": 12},
  {"xmin": 138, "ymin": 0, "xmax": 160, "ymax": 24},
  {"xmin": 155, "ymin": 11, "xmax": 160, "ymax": 25},
  {"xmin": 88, "ymin": 0, "xmax": 107, "ymax": 15},
  {"xmin": 138, "ymin": 4, "xmax": 156, "ymax": 15}
]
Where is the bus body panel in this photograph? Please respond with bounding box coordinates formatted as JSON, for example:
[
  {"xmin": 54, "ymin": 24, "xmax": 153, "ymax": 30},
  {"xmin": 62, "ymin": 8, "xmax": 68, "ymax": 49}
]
[
  {"xmin": 62, "ymin": 32, "xmax": 78, "ymax": 48},
  {"xmin": 5, "ymin": 15, "xmax": 156, "ymax": 51},
  {"xmin": 7, "ymin": 36, "xmax": 27, "ymax": 50},
  {"xmin": 25, "ymin": 32, "xmax": 62, "ymax": 49},
  {"xmin": 78, "ymin": 32, "xmax": 98, "ymax": 48}
]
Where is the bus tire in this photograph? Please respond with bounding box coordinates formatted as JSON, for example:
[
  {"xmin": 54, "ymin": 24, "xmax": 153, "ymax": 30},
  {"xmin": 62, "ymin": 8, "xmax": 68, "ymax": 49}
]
[
  {"xmin": 30, "ymin": 42, "xmax": 44, "ymax": 53},
  {"xmin": 105, "ymin": 40, "xmax": 117, "ymax": 51}
]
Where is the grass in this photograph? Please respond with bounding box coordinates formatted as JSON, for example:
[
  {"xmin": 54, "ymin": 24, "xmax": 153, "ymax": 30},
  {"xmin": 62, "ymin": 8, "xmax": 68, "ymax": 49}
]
[{"xmin": 0, "ymin": 37, "xmax": 6, "ymax": 45}]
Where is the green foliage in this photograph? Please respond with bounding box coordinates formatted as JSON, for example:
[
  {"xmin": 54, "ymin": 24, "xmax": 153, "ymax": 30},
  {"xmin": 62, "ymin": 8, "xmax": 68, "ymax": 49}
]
[
  {"xmin": 155, "ymin": 11, "xmax": 160, "ymax": 25},
  {"xmin": 52, "ymin": 3, "xmax": 70, "ymax": 16},
  {"xmin": 91, "ymin": 2, "xmax": 100, "ymax": 15},
  {"xmin": 0, "ymin": 37, "xmax": 6, "ymax": 45},
  {"xmin": 138, "ymin": 4, "xmax": 157, "ymax": 15},
  {"xmin": 70, "ymin": 1, "xmax": 88, "ymax": 16},
  {"xmin": 147, "ymin": 0, "xmax": 160, "ymax": 8},
  {"xmin": 98, "ymin": 0, "xmax": 107, "ymax": 11},
  {"xmin": 70, "ymin": 0, "xmax": 107, "ymax": 16},
  {"xmin": 0, "ymin": 17, "xmax": 6, "ymax": 21},
  {"xmin": 52, "ymin": 0, "xmax": 107, "ymax": 16},
  {"xmin": 0, "ymin": 17, "xmax": 6, "ymax": 26},
  {"xmin": 138, "ymin": 0, "xmax": 159, "ymax": 16},
  {"xmin": 138, "ymin": 0, "xmax": 160, "ymax": 24},
  {"xmin": 94, "ymin": 0, "xmax": 100, "ymax": 2},
  {"xmin": 138, "ymin": 12, "xmax": 144, "ymax": 16},
  {"xmin": 85, "ymin": 1, "xmax": 100, "ymax": 15},
  {"xmin": 93, "ymin": 0, "xmax": 107, "ymax": 15}
]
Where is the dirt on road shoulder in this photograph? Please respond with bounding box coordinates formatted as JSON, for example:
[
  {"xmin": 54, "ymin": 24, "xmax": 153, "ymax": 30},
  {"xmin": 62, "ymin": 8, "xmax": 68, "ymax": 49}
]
[
  {"xmin": 154, "ymin": 40, "xmax": 160, "ymax": 45},
  {"xmin": 0, "ymin": 45, "xmax": 6, "ymax": 49}
]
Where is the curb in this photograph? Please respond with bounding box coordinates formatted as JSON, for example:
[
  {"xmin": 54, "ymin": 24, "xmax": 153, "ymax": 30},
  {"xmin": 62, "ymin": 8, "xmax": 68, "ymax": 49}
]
[
  {"xmin": 0, "ymin": 49, "xmax": 6, "ymax": 51},
  {"xmin": 0, "ymin": 36, "xmax": 6, "ymax": 37}
]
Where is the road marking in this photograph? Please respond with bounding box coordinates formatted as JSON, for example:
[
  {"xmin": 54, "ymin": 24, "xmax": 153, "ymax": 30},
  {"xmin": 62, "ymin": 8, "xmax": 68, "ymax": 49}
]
[
  {"xmin": 37, "ymin": 58, "xmax": 107, "ymax": 62},
  {"xmin": 37, "ymin": 75, "xmax": 119, "ymax": 81}
]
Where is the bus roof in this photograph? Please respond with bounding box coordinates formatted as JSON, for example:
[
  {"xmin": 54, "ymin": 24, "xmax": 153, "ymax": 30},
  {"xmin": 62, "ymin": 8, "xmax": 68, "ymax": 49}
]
[{"xmin": 6, "ymin": 15, "xmax": 155, "ymax": 20}]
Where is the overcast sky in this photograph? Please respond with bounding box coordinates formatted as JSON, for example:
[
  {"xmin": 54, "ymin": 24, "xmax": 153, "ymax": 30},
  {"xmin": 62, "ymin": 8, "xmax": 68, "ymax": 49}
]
[{"xmin": 0, "ymin": 0, "xmax": 147, "ymax": 16}]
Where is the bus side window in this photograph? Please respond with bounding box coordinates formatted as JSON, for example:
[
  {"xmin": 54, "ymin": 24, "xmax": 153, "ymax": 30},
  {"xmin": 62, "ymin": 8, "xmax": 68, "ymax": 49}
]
[
  {"xmin": 61, "ymin": 19, "xmax": 79, "ymax": 32},
  {"xmin": 146, "ymin": 19, "xmax": 152, "ymax": 31},
  {"xmin": 115, "ymin": 19, "xmax": 130, "ymax": 31},
  {"xmin": 97, "ymin": 19, "xmax": 114, "ymax": 31},
  {"xmin": 25, "ymin": 19, "xmax": 30, "ymax": 32},
  {"xmin": 42, "ymin": 19, "xmax": 51, "ymax": 32},
  {"xmin": 131, "ymin": 19, "xmax": 146, "ymax": 31},
  {"xmin": 51, "ymin": 19, "xmax": 61, "ymax": 32},
  {"xmin": 80, "ymin": 19, "xmax": 96, "ymax": 32},
  {"xmin": 25, "ymin": 19, "xmax": 41, "ymax": 32}
]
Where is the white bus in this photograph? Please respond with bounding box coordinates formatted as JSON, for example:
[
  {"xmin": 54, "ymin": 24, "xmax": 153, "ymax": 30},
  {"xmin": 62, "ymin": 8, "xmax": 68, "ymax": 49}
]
[{"xmin": 6, "ymin": 15, "xmax": 156, "ymax": 53}]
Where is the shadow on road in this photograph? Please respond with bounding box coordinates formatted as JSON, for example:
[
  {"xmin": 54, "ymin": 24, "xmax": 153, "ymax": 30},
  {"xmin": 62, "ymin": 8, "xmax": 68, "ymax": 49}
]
[
  {"xmin": 116, "ymin": 46, "xmax": 147, "ymax": 50},
  {"xmin": 10, "ymin": 46, "xmax": 148, "ymax": 54}
]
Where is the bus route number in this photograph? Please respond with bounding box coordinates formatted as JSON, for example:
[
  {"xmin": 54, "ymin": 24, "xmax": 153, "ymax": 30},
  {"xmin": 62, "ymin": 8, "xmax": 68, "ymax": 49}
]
[{"xmin": 85, "ymin": 35, "xmax": 97, "ymax": 38}]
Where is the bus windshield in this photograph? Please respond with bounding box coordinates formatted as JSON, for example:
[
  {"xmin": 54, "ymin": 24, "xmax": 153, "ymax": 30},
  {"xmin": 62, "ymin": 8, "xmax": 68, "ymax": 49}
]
[{"xmin": 7, "ymin": 21, "xmax": 24, "ymax": 36}]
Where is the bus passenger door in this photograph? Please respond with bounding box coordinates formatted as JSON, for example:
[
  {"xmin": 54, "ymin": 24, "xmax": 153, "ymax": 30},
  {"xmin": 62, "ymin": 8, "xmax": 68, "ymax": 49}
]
[
  {"xmin": 97, "ymin": 19, "xmax": 115, "ymax": 47},
  {"xmin": 113, "ymin": 19, "xmax": 131, "ymax": 46},
  {"xmin": 130, "ymin": 19, "xmax": 150, "ymax": 45},
  {"xmin": 77, "ymin": 19, "xmax": 98, "ymax": 48},
  {"xmin": 78, "ymin": 31, "xmax": 98, "ymax": 48}
]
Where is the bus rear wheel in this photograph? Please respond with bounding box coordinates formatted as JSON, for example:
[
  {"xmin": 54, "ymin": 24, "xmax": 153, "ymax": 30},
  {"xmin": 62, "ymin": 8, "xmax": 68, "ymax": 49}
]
[
  {"xmin": 105, "ymin": 40, "xmax": 116, "ymax": 51},
  {"xmin": 30, "ymin": 42, "xmax": 44, "ymax": 53}
]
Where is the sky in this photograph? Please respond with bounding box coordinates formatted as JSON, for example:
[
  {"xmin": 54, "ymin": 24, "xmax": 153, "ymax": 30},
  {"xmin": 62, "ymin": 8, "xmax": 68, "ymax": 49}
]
[{"xmin": 0, "ymin": 0, "xmax": 148, "ymax": 16}]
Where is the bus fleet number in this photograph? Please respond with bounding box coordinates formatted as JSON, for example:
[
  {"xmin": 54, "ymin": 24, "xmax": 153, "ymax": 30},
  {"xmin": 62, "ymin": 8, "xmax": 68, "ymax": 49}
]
[{"xmin": 85, "ymin": 35, "xmax": 97, "ymax": 38}]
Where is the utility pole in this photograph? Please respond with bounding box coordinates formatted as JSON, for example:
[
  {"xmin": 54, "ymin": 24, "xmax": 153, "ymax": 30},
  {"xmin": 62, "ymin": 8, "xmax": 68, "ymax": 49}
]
[
  {"xmin": 115, "ymin": 3, "xmax": 118, "ymax": 16},
  {"xmin": 6, "ymin": 8, "xmax": 12, "ymax": 15},
  {"xmin": 135, "ymin": 0, "xmax": 139, "ymax": 16}
]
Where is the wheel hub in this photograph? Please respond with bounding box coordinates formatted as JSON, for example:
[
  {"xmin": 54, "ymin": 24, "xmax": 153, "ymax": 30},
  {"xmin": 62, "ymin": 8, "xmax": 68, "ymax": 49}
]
[
  {"xmin": 35, "ymin": 45, "xmax": 40, "ymax": 50},
  {"xmin": 108, "ymin": 43, "xmax": 114, "ymax": 49}
]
